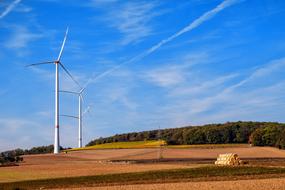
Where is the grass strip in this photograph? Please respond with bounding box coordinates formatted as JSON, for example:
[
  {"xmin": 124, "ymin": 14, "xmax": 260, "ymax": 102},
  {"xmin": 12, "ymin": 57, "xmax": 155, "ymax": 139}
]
[{"xmin": 1, "ymin": 166, "xmax": 285, "ymax": 190}]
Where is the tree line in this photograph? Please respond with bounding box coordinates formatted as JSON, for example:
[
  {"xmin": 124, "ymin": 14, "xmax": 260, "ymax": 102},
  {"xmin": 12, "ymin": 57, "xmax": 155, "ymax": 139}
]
[
  {"xmin": 0, "ymin": 151, "xmax": 23, "ymax": 166},
  {"xmin": 0, "ymin": 145, "xmax": 67, "ymax": 165},
  {"xmin": 86, "ymin": 121, "xmax": 285, "ymax": 149}
]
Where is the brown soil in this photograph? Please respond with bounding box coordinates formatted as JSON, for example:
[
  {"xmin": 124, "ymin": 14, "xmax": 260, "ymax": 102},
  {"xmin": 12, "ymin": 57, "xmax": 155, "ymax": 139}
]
[
  {"xmin": 0, "ymin": 153, "xmax": 190, "ymax": 182},
  {"xmin": 66, "ymin": 147, "xmax": 285, "ymax": 160},
  {"xmin": 1, "ymin": 146, "xmax": 285, "ymax": 183},
  {"xmin": 64, "ymin": 177, "xmax": 285, "ymax": 190}
]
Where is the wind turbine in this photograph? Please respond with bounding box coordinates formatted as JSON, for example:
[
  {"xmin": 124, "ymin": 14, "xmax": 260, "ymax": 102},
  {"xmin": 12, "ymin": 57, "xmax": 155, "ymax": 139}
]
[
  {"xmin": 60, "ymin": 87, "xmax": 91, "ymax": 148},
  {"xmin": 27, "ymin": 28, "xmax": 81, "ymax": 154}
]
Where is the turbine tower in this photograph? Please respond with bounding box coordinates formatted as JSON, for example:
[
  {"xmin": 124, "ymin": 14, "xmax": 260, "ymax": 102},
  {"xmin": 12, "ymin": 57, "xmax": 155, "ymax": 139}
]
[
  {"xmin": 27, "ymin": 28, "xmax": 81, "ymax": 154},
  {"xmin": 60, "ymin": 88, "xmax": 90, "ymax": 148}
]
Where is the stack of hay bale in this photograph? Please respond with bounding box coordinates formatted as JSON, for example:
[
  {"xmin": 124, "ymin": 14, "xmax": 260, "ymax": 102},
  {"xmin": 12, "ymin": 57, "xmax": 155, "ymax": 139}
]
[{"xmin": 215, "ymin": 153, "xmax": 243, "ymax": 166}]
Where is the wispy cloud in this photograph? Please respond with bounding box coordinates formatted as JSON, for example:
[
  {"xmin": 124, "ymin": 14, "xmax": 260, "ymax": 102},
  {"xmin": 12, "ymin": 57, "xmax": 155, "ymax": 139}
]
[
  {"xmin": 35, "ymin": 111, "xmax": 52, "ymax": 118},
  {"xmin": 92, "ymin": 1, "xmax": 160, "ymax": 45},
  {"xmin": 170, "ymin": 73, "xmax": 238, "ymax": 97},
  {"xmin": 198, "ymin": 81, "xmax": 285, "ymax": 124},
  {"xmin": 107, "ymin": 86, "xmax": 138, "ymax": 110},
  {"xmin": 159, "ymin": 57, "xmax": 285, "ymax": 126},
  {"xmin": 0, "ymin": 118, "xmax": 37, "ymax": 132},
  {"xmin": 109, "ymin": 1, "xmax": 159, "ymax": 45},
  {"xmin": 0, "ymin": 0, "xmax": 21, "ymax": 19},
  {"xmin": 0, "ymin": 117, "xmax": 52, "ymax": 151},
  {"xmin": 201, "ymin": 58, "xmax": 285, "ymax": 112},
  {"xmin": 227, "ymin": 57, "xmax": 285, "ymax": 91},
  {"xmin": 142, "ymin": 52, "xmax": 210, "ymax": 88},
  {"xmin": 14, "ymin": 3, "xmax": 32, "ymax": 13},
  {"xmin": 144, "ymin": 66, "xmax": 185, "ymax": 88},
  {"xmin": 143, "ymin": 0, "xmax": 240, "ymax": 57},
  {"xmin": 5, "ymin": 26, "xmax": 42, "ymax": 49},
  {"xmin": 85, "ymin": 0, "xmax": 241, "ymax": 87}
]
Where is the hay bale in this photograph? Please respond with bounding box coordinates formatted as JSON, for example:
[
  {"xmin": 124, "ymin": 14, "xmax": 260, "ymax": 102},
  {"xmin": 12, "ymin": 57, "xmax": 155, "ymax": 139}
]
[{"xmin": 215, "ymin": 153, "xmax": 243, "ymax": 166}]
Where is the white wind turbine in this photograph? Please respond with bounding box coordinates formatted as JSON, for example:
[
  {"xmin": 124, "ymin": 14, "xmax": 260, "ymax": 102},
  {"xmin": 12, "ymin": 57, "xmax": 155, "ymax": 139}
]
[
  {"xmin": 27, "ymin": 28, "xmax": 81, "ymax": 154},
  {"xmin": 60, "ymin": 87, "xmax": 91, "ymax": 148}
]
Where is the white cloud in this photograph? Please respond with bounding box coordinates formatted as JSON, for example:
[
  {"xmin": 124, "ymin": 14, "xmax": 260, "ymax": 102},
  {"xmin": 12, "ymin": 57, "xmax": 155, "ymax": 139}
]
[
  {"xmin": 179, "ymin": 57, "xmax": 285, "ymax": 115},
  {"xmin": 142, "ymin": 52, "xmax": 210, "ymax": 88},
  {"xmin": 0, "ymin": 118, "xmax": 37, "ymax": 132},
  {"xmin": 5, "ymin": 26, "xmax": 42, "ymax": 49},
  {"xmin": 170, "ymin": 73, "xmax": 238, "ymax": 97},
  {"xmin": 158, "ymin": 57, "xmax": 285, "ymax": 126},
  {"xmin": 111, "ymin": 1, "xmax": 159, "ymax": 45},
  {"xmin": 85, "ymin": 0, "xmax": 240, "ymax": 86},
  {"xmin": 0, "ymin": 0, "xmax": 21, "ymax": 19},
  {"xmin": 198, "ymin": 81, "xmax": 285, "ymax": 124},
  {"xmin": 110, "ymin": 90, "xmax": 138, "ymax": 110},
  {"xmin": 142, "ymin": 0, "xmax": 240, "ymax": 59},
  {"xmin": 144, "ymin": 66, "xmax": 185, "ymax": 88},
  {"xmin": 35, "ymin": 111, "xmax": 52, "ymax": 117},
  {"xmin": 14, "ymin": 3, "xmax": 32, "ymax": 13},
  {"xmin": 228, "ymin": 57, "xmax": 285, "ymax": 90},
  {"xmin": 92, "ymin": 1, "xmax": 160, "ymax": 45},
  {"xmin": 0, "ymin": 117, "xmax": 52, "ymax": 151}
]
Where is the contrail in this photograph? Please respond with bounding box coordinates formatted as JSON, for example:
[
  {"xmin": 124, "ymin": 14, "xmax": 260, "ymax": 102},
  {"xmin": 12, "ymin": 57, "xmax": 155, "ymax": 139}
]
[
  {"xmin": 83, "ymin": 0, "xmax": 241, "ymax": 89},
  {"xmin": 0, "ymin": 0, "xmax": 22, "ymax": 19}
]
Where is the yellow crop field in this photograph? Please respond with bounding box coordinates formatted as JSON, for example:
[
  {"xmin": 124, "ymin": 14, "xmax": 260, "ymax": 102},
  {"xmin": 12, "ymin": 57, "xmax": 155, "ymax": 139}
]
[
  {"xmin": 67, "ymin": 140, "xmax": 166, "ymax": 152},
  {"xmin": 67, "ymin": 142, "xmax": 251, "ymax": 152}
]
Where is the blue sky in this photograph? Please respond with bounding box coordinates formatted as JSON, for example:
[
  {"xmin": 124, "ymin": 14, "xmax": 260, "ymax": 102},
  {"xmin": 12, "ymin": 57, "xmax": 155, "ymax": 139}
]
[{"xmin": 0, "ymin": 0, "xmax": 285, "ymax": 151}]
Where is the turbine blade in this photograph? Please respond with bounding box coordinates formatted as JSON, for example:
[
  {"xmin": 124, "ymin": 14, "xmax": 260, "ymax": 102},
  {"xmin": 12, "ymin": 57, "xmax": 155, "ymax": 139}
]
[
  {"xmin": 83, "ymin": 105, "xmax": 92, "ymax": 116},
  {"xmin": 60, "ymin": 114, "xmax": 78, "ymax": 119},
  {"xmin": 26, "ymin": 61, "xmax": 54, "ymax": 67},
  {"xmin": 80, "ymin": 72, "xmax": 97, "ymax": 93},
  {"xmin": 59, "ymin": 90, "xmax": 78, "ymax": 95},
  {"xmin": 57, "ymin": 27, "xmax": 69, "ymax": 61},
  {"xmin": 59, "ymin": 63, "xmax": 82, "ymax": 88}
]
